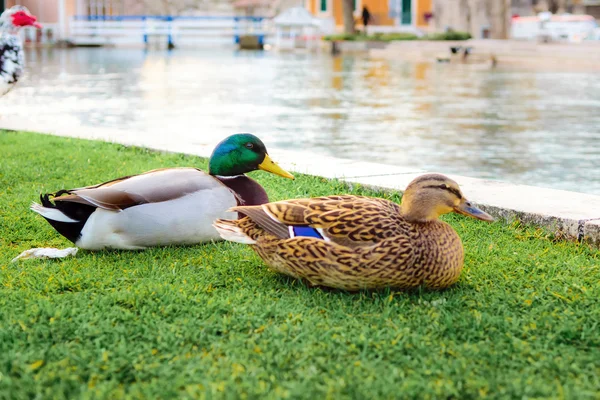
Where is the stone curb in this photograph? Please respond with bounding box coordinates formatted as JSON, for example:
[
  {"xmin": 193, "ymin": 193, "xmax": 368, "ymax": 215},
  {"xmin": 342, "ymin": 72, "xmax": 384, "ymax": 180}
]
[{"xmin": 1, "ymin": 118, "xmax": 599, "ymax": 248}]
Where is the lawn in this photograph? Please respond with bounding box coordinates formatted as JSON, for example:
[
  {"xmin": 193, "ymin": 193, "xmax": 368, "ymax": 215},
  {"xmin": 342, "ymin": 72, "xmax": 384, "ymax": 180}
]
[{"xmin": 1, "ymin": 130, "xmax": 599, "ymax": 399}]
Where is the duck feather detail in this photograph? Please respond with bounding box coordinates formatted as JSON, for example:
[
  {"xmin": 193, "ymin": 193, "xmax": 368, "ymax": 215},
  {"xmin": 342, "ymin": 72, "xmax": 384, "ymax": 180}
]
[
  {"xmin": 53, "ymin": 167, "xmax": 233, "ymax": 211},
  {"xmin": 231, "ymin": 195, "xmax": 411, "ymax": 249}
]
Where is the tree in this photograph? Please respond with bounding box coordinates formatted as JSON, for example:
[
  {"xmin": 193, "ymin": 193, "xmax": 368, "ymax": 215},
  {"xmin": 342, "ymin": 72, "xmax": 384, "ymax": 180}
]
[
  {"xmin": 488, "ymin": 0, "xmax": 510, "ymax": 39},
  {"xmin": 341, "ymin": 0, "xmax": 355, "ymax": 34},
  {"xmin": 534, "ymin": 0, "xmax": 571, "ymax": 13}
]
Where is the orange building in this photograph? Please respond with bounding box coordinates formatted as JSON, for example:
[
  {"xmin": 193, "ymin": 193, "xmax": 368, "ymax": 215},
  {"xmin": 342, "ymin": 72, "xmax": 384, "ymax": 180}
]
[{"xmin": 305, "ymin": 0, "xmax": 432, "ymax": 30}]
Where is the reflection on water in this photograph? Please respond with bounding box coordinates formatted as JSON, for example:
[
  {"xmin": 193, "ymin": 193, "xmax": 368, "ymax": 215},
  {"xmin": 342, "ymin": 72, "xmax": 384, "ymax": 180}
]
[{"xmin": 2, "ymin": 48, "xmax": 600, "ymax": 194}]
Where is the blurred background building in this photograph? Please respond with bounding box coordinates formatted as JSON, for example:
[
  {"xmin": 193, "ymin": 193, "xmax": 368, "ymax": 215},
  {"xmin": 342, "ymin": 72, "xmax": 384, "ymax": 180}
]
[
  {"xmin": 431, "ymin": 0, "xmax": 600, "ymax": 39},
  {"xmin": 1, "ymin": 0, "xmax": 598, "ymax": 42}
]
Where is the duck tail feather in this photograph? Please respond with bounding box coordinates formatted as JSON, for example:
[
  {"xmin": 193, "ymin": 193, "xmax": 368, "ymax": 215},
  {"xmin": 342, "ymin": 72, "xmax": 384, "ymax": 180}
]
[
  {"xmin": 213, "ymin": 219, "xmax": 257, "ymax": 245},
  {"xmin": 30, "ymin": 202, "xmax": 78, "ymax": 223}
]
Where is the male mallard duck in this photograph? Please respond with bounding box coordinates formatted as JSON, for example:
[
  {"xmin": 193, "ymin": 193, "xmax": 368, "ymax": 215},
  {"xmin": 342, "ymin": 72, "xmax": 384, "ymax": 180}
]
[
  {"xmin": 213, "ymin": 173, "xmax": 493, "ymax": 291},
  {"xmin": 31, "ymin": 133, "xmax": 294, "ymax": 250}
]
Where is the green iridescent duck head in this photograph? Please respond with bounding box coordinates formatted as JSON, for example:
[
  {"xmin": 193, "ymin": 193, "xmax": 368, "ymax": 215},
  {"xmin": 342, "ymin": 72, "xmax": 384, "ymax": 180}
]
[{"xmin": 208, "ymin": 133, "xmax": 294, "ymax": 179}]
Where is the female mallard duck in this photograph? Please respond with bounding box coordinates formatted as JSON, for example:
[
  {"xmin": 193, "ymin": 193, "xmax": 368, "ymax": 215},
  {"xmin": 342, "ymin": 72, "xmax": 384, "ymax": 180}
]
[
  {"xmin": 213, "ymin": 173, "xmax": 493, "ymax": 291},
  {"xmin": 31, "ymin": 133, "xmax": 294, "ymax": 250}
]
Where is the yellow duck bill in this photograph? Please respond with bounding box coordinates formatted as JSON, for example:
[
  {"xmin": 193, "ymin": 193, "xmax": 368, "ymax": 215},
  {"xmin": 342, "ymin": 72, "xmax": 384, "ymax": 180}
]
[{"xmin": 258, "ymin": 154, "xmax": 295, "ymax": 180}]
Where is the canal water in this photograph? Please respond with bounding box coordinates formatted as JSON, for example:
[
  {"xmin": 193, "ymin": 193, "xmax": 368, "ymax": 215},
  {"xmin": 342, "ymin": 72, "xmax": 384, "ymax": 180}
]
[{"xmin": 2, "ymin": 47, "xmax": 599, "ymax": 194}]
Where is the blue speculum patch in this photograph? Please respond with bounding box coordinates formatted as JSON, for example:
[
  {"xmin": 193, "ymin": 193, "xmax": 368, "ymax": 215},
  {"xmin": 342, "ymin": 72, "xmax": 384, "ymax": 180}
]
[{"xmin": 292, "ymin": 225, "xmax": 323, "ymax": 239}]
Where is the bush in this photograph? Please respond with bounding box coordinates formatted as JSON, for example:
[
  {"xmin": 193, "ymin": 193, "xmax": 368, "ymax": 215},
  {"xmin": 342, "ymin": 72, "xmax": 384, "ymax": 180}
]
[
  {"xmin": 422, "ymin": 31, "xmax": 472, "ymax": 41},
  {"xmin": 322, "ymin": 30, "xmax": 471, "ymax": 42},
  {"xmin": 322, "ymin": 33, "xmax": 360, "ymax": 41},
  {"xmin": 322, "ymin": 32, "xmax": 419, "ymax": 42},
  {"xmin": 375, "ymin": 32, "xmax": 419, "ymax": 41}
]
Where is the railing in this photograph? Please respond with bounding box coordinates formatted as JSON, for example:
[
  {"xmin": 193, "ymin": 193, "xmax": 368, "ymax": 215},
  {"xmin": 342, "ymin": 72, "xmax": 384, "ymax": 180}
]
[
  {"xmin": 21, "ymin": 23, "xmax": 59, "ymax": 45},
  {"xmin": 69, "ymin": 15, "xmax": 271, "ymax": 47}
]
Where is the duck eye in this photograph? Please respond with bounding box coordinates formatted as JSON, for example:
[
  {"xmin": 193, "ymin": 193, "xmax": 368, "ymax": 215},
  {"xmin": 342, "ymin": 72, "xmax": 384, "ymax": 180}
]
[{"xmin": 245, "ymin": 143, "xmax": 254, "ymax": 149}]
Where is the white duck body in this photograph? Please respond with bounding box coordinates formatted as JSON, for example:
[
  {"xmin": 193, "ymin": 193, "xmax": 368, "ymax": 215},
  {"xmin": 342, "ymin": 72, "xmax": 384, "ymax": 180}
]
[
  {"xmin": 31, "ymin": 168, "xmax": 269, "ymax": 250},
  {"xmin": 77, "ymin": 183, "xmax": 237, "ymax": 250},
  {"xmin": 0, "ymin": 32, "xmax": 24, "ymax": 96}
]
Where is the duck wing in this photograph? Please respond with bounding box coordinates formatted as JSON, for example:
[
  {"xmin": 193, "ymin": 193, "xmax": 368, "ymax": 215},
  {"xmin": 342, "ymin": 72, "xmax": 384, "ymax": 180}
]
[
  {"xmin": 215, "ymin": 196, "xmax": 418, "ymax": 289},
  {"xmin": 231, "ymin": 195, "xmax": 411, "ymax": 248},
  {"xmin": 51, "ymin": 167, "xmax": 234, "ymax": 210}
]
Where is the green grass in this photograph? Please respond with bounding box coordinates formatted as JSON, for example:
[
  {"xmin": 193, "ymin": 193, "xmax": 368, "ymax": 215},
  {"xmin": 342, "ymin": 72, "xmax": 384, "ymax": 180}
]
[{"xmin": 1, "ymin": 130, "xmax": 599, "ymax": 399}]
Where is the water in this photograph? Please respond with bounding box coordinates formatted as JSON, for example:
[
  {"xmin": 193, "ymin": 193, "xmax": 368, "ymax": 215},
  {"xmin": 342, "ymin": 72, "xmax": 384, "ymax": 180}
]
[{"xmin": 2, "ymin": 47, "xmax": 600, "ymax": 194}]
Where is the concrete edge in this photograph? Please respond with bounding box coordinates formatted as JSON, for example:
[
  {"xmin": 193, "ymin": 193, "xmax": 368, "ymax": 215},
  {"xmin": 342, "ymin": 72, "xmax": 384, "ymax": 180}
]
[
  {"xmin": 333, "ymin": 177, "xmax": 592, "ymax": 244},
  {"xmin": 1, "ymin": 118, "xmax": 599, "ymax": 248},
  {"xmin": 583, "ymin": 219, "xmax": 600, "ymax": 248}
]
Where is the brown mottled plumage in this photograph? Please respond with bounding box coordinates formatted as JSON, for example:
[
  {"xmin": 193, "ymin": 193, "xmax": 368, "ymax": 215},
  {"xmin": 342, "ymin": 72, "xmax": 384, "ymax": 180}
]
[{"xmin": 213, "ymin": 174, "xmax": 494, "ymax": 291}]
